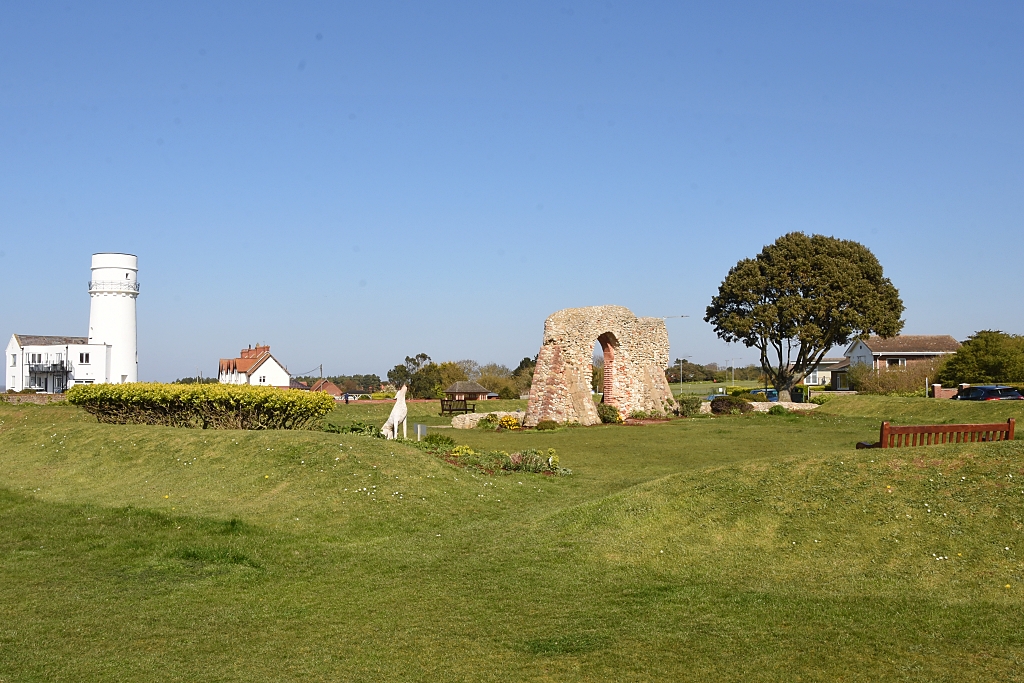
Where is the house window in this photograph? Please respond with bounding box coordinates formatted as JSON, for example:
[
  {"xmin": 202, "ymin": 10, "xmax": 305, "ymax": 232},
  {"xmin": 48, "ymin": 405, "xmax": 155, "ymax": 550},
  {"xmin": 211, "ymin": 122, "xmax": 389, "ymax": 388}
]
[
  {"xmin": 9, "ymin": 354, "xmax": 14, "ymax": 367},
  {"xmin": 259, "ymin": 376, "xmax": 266, "ymax": 384},
  {"xmin": 79, "ymin": 353, "xmax": 90, "ymax": 364},
  {"xmin": 886, "ymin": 358, "xmax": 906, "ymax": 368}
]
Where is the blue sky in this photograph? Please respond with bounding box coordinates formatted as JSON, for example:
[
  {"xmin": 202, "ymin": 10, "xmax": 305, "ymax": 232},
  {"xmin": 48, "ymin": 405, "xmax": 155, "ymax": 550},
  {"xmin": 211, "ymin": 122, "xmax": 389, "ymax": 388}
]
[{"xmin": 2, "ymin": 1, "xmax": 1022, "ymax": 382}]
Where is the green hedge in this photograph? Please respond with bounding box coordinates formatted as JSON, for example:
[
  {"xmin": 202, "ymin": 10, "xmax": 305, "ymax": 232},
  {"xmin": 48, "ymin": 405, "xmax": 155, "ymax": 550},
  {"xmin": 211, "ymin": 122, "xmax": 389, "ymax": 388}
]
[{"xmin": 66, "ymin": 383, "xmax": 336, "ymax": 430}]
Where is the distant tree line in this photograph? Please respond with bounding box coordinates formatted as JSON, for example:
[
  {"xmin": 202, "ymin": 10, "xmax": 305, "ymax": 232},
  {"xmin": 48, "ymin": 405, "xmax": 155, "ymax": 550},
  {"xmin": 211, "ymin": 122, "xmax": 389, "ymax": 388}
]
[
  {"xmin": 664, "ymin": 360, "xmax": 764, "ymax": 384},
  {"xmin": 171, "ymin": 376, "xmax": 219, "ymax": 384},
  {"xmin": 293, "ymin": 374, "xmax": 383, "ymax": 393},
  {"xmin": 386, "ymin": 354, "xmax": 536, "ymax": 399}
]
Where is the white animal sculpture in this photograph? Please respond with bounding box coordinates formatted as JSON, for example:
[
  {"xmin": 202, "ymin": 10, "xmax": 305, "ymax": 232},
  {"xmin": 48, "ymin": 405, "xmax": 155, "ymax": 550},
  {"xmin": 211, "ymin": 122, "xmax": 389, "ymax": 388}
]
[{"xmin": 381, "ymin": 385, "xmax": 409, "ymax": 440}]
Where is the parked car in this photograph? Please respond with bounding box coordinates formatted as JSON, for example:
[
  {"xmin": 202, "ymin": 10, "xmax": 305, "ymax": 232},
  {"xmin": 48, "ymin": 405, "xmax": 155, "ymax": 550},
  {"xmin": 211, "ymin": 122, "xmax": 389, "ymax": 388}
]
[
  {"xmin": 749, "ymin": 389, "xmax": 779, "ymax": 402},
  {"xmin": 950, "ymin": 385, "xmax": 1024, "ymax": 401}
]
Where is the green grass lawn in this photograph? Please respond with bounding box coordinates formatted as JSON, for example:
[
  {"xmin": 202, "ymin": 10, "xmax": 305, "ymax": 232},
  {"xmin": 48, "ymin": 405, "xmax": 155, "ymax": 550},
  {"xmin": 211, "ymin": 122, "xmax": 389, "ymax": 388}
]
[{"xmin": 1, "ymin": 397, "xmax": 1023, "ymax": 681}]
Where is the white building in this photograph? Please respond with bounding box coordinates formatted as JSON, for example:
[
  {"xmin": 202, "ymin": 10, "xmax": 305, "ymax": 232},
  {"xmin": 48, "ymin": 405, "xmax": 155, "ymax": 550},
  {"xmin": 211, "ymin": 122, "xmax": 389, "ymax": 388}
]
[
  {"xmin": 218, "ymin": 345, "xmax": 292, "ymax": 387},
  {"xmin": 6, "ymin": 253, "xmax": 139, "ymax": 393}
]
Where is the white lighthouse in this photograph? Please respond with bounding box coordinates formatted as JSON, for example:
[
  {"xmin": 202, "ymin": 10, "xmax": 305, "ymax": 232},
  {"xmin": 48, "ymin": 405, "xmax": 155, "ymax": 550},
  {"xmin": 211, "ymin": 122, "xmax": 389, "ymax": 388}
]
[{"xmin": 87, "ymin": 253, "xmax": 139, "ymax": 383}]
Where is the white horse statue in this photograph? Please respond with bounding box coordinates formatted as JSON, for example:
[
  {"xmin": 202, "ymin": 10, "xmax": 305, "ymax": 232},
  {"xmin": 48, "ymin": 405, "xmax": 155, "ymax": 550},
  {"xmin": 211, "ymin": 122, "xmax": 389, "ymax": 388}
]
[{"xmin": 381, "ymin": 385, "xmax": 409, "ymax": 440}]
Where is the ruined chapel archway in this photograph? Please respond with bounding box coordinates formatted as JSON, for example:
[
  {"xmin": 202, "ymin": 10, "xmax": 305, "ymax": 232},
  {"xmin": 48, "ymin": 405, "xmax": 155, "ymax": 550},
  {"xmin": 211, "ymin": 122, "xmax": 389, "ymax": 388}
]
[{"xmin": 524, "ymin": 306, "xmax": 673, "ymax": 427}]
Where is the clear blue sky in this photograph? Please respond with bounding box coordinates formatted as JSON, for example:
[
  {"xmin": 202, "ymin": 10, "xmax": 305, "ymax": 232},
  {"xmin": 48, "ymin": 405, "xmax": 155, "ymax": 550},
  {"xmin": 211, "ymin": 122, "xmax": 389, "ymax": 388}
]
[{"xmin": 2, "ymin": 1, "xmax": 1022, "ymax": 382}]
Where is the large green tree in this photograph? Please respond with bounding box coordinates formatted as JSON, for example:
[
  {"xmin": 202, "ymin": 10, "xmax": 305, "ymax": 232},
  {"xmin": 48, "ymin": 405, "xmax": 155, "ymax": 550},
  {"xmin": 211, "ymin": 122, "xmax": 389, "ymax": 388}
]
[
  {"xmin": 705, "ymin": 232, "xmax": 904, "ymax": 401},
  {"xmin": 936, "ymin": 330, "xmax": 1024, "ymax": 385}
]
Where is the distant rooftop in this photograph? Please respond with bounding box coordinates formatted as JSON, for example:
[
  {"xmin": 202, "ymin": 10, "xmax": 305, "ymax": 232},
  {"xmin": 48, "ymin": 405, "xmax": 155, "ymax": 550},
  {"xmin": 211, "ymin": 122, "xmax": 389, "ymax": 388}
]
[
  {"xmin": 13, "ymin": 334, "xmax": 89, "ymax": 346},
  {"xmin": 859, "ymin": 335, "xmax": 961, "ymax": 354},
  {"xmin": 445, "ymin": 381, "xmax": 489, "ymax": 394}
]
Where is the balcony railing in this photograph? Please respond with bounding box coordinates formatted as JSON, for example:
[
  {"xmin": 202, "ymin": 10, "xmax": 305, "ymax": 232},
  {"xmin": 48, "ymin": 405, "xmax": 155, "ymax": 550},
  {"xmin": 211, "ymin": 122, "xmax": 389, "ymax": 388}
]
[
  {"xmin": 88, "ymin": 280, "xmax": 140, "ymax": 293},
  {"xmin": 28, "ymin": 362, "xmax": 69, "ymax": 373}
]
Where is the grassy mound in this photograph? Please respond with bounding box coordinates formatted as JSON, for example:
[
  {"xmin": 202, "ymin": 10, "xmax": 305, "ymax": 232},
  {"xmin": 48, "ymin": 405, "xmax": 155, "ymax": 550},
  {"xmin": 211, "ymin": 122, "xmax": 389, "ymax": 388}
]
[{"xmin": 2, "ymin": 399, "xmax": 1023, "ymax": 680}]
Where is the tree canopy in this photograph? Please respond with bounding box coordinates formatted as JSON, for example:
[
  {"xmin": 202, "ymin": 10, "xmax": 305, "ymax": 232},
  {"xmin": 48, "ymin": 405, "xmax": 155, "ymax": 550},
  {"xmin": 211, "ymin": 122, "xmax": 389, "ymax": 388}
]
[
  {"xmin": 936, "ymin": 330, "xmax": 1024, "ymax": 385},
  {"xmin": 705, "ymin": 232, "xmax": 904, "ymax": 399}
]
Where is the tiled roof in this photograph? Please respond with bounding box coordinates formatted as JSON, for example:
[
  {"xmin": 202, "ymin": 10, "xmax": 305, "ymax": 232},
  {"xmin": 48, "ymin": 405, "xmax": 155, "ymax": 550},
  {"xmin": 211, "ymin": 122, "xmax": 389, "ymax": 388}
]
[
  {"xmin": 311, "ymin": 379, "xmax": 342, "ymax": 395},
  {"xmin": 14, "ymin": 334, "xmax": 89, "ymax": 346},
  {"xmin": 860, "ymin": 335, "xmax": 961, "ymax": 354},
  {"xmin": 219, "ymin": 345, "xmax": 284, "ymax": 377},
  {"xmin": 445, "ymin": 381, "xmax": 490, "ymax": 394}
]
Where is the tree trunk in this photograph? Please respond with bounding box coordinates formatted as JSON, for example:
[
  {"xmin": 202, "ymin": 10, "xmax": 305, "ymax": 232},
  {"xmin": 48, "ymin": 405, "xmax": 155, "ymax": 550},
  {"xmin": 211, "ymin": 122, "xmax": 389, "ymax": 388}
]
[{"xmin": 778, "ymin": 389, "xmax": 792, "ymax": 402}]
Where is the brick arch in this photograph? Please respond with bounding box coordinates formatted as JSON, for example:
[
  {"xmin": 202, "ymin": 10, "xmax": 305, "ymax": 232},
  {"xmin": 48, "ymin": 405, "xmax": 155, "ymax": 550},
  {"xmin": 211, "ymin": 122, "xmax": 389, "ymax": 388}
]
[
  {"xmin": 524, "ymin": 305, "xmax": 674, "ymax": 426},
  {"xmin": 596, "ymin": 332, "xmax": 618, "ymax": 405}
]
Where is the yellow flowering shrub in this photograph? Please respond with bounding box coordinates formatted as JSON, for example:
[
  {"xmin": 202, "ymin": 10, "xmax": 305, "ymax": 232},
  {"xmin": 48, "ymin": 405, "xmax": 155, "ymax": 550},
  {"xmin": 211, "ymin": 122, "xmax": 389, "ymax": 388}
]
[
  {"xmin": 66, "ymin": 383, "xmax": 336, "ymax": 430},
  {"xmin": 497, "ymin": 415, "xmax": 521, "ymax": 430}
]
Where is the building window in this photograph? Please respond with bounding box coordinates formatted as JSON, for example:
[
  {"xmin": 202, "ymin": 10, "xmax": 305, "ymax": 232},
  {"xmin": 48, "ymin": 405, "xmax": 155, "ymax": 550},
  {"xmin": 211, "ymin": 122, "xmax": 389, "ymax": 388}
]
[
  {"xmin": 9, "ymin": 354, "xmax": 14, "ymax": 368},
  {"xmin": 259, "ymin": 376, "xmax": 266, "ymax": 384},
  {"xmin": 80, "ymin": 353, "xmax": 90, "ymax": 364},
  {"xmin": 886, "ymin": 358, "xmax": 906, "ymax": 368}
]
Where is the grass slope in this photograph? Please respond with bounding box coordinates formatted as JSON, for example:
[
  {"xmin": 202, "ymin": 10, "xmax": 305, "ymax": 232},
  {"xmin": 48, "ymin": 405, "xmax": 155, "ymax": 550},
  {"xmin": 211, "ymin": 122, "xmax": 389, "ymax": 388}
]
[{"xmin": 1, "ymin": 400, "xmax": 1022, "ymax": 681}]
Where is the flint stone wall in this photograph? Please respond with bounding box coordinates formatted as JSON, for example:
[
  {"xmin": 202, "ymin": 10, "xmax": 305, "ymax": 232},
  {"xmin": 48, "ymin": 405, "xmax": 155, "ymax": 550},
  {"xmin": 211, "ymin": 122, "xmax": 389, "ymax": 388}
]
[{"xmin": 524, "ymin": 305, "xmax": 674, "ymax": 427}]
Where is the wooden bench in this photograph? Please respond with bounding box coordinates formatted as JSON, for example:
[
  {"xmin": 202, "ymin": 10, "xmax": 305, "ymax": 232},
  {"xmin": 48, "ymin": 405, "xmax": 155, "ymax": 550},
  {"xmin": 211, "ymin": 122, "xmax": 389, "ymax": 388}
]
[
  {"xmin": 440, "ymin": 399, "xmax": 476, "ymax": 416},
  {"xmin": 857, "ymin": 419, "xmax": 1015, "ymax": 449}
]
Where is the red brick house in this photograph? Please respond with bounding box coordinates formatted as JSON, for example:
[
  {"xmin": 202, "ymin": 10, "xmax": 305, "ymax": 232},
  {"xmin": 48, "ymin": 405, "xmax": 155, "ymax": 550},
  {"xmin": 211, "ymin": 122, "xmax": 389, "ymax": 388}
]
[
  {"xmin": 831, "ymin": 335, "xmax": 961, "ymax": 389},
  {"xmin": 310, "ymin": 379, "xmax": 343, "ymax": 397}
]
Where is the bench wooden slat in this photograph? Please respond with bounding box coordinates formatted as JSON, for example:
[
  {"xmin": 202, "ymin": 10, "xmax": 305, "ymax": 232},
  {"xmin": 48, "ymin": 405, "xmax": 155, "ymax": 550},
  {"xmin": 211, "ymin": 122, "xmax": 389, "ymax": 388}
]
[
  {"xmin": 440, "ymin": 399, "xmax": 476, "ymax": 416},
  {"xmin": 875, "ymin": 419, "xmax": 1015, "ymax": 449}
]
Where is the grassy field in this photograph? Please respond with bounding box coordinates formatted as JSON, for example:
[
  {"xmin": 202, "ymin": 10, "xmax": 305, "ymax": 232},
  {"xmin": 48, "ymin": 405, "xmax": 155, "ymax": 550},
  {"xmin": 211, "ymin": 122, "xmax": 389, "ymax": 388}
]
[{"xmin": 1, "ymin": 396, "xmax": 1023, "ymax": 681}]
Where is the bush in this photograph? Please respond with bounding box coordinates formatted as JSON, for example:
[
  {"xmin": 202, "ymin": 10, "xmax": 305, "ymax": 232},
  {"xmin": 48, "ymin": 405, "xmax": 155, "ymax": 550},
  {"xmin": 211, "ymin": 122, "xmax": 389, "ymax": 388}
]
[
  {"xmin": 324, "ymin": 420, "xmax": 380, "ymax": 437},
  {"xmin": 767, "ymin": 404, "xmax": 789, "ymax": 416},
  {"xmin": 476, "ymin": 413, "xmax": 500, "ymax": 429},
  {"xmin": 422, "ymin": 433, "xmax": 457, "ymax": 451},
  {"xmin": 936, "ymin": 330, "xmax": 1024, "ymax": 385},
  {"xmin": 848, "ymin": 358, "xmax": 941, "ymax": 396},
  {"xmin": 450, "ymin": 447, "xmax": 571, "ymax": 476},
  {"xmin": 808, "ymin": 394, "xmax": 830, "ymax": 405},
  {"xmin": 535, "ymin": 420, "xmax": 559, "ymax": 431},
  {"xmin": 628, "ymin": 410, "xmax": 667, "ymax": 420},
  {"xmin": 710, "ymin": 396, "xmax": 754, "ymax": 415},
  {"xmin": 497, "ymin": 415, "xmax": 521, "ymax": 430},
  {"xmin": 675, "ymin": 395, "xmax": 704, "ymax": 417},
  {"xmin": 66, "ymin": 383, "xmax": 336, "ymax": 430},
  {"xmin": 596, "ymin": 403, "xmax": 622, "ymax": 424}
]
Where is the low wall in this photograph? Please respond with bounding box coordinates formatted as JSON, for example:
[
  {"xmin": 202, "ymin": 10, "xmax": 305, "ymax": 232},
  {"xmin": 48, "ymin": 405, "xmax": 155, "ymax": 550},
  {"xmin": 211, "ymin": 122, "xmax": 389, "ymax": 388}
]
[{"xmin": 1, "ymin": 393, "xmax": 67, "ymax": 405}]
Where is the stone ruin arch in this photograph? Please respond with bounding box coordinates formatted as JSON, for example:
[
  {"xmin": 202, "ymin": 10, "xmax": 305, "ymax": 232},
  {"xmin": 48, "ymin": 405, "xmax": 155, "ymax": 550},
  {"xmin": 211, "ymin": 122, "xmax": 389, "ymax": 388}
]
[{"xmin": 524, "ymin": 305, "xmax": 674, "ymax": 426}]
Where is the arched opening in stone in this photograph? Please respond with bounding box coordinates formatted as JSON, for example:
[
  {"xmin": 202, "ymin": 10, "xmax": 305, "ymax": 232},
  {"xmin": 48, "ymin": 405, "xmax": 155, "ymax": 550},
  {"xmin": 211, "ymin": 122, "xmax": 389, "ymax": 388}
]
[{"xmin": 596, "ymin": 332, "xmax": 618, "ymax": 405}]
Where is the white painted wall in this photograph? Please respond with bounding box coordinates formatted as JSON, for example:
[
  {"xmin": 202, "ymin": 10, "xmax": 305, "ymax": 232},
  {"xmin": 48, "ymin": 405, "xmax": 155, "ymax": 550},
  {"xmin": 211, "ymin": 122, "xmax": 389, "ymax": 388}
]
[
  {"xmin": 847, "ymin": 341, "xmax": 875, "ymax": 368},
  {"xmin": 4, "ymin": 335, "xmax": 109, "ymax": 391},
  {"xmin": 217, "ymin": 354, "xmax": 291, "ymax": 387},
  {"xmin": 88, "ymin": 253, "xmax": 138, "ymax": 384},
  {"xmin": 250, "ymin": 356, "xmax": 291, "ymax": 387}
]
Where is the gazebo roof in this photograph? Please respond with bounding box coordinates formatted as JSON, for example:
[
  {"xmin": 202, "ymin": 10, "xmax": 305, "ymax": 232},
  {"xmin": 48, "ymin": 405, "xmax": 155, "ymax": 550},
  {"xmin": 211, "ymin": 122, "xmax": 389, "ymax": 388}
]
[{"xmin": 445, "ymin": 381, "xmax": 489, "ymax": 394}]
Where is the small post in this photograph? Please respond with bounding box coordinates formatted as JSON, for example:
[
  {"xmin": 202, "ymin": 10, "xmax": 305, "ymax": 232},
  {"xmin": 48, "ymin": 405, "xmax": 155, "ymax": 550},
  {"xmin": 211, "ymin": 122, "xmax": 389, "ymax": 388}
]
[
  {"xmin": 880, "ymin": 421, "xmax": 891, "ymax": 449},
  {"xmin": 1008, "ymin": 418, "xmax": 1016, "ymax": 441}
]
